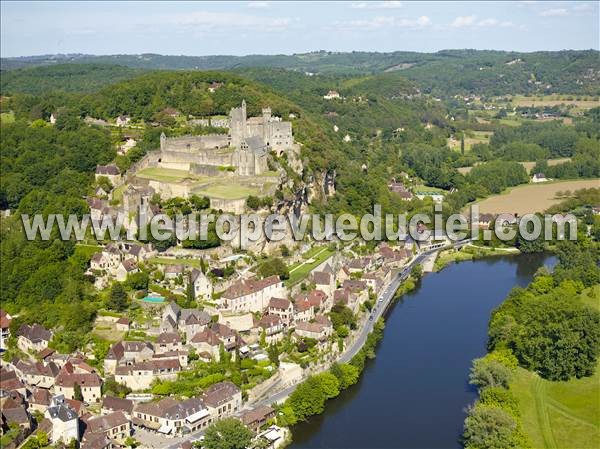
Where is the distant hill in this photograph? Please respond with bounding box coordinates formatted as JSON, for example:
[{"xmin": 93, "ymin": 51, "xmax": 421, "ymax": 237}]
[
  {"xmin": 0, "ymin": 63, "xmax": 147, "ymax": 95},
  {"xmin": 2, "ymin": 50, "xmax": 599, "ymax": 95}
]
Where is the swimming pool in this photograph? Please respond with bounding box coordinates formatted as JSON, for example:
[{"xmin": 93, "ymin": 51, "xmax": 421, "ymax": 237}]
[{"xmin": 141, "ymin": 294, "xmax": 166, "ymax": 304}]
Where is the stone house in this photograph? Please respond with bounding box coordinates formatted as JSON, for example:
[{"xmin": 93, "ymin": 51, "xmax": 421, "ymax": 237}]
[
  {"xmin": 189, "ymin": 328, "xmax": 222, "ymax": 361},
  {"xmin": 17, "ymin": 324, "xmax": 52, "ymax": 353},
  {"xmin": 201, "ymin": 381, "xmax": 242, "ymax": 420},
  {"xmin": 83, "ymin": 411, "xmax": 131, "ymax": 445},
  {"xmin": 54, "ymin": 371, "xmax": 102, "ymax": 403},
  {"xmin": 114, "ymin": 359, "xmax": 181, "ymax": 391},
  {"xmin": 191, "ymin": 269, "xmax": 213, "ymax": 300},
  {"xmin": 311, "ymin": 271, "xmax": 335, "ymax": 299},
  {"xmin": 257, "ymin": 315, "xmax": 284, "ymax": 343},
  {"xmin": 294, "ymin": 315, "xmax": 333, "ymax": 341},
  {"xmin": 101, "ymin": 396, "xmax": 134, "ymax": 419},
  {"xmin": 266, "ymin": 298, "xmax": 294, "ymax": 326},
  {"xmin": 115, "ymin": 258, "xmax": 138, "ymax": 282},
  {"xmin": 240, "ymin": 405, "xmax": 275, "ymax": 433},
  {"xmin": 13, "ymin": 359, "xmax": 59, "ymax": 389},
  {"xmin": 45, "ymin": 395, "xmax": 80, "ymax": 445},
  {"xmin": 95, "ymin": 165, "xmax": 121, "ymax": 186},
  {"xmin": 103, "ymin": 341, "xmax": 154, "ymax": 375},
  {"xmin": 155, "ymin": 332, "xmax": 182, "ymax": 354},
  {"xmin": 220, "ymin": 276, "xmax": 286, "ymax": 313},
  {"xmin": 133, "ymin": 397, "xmax": 211, "ymax": 436}
]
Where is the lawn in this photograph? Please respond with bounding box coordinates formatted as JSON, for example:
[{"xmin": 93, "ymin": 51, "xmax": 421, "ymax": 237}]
[
  {"xmin": 473, "ymin": 179, "xmax": 600, "ymax": 215},
  {"xmin": 136, "ymin": 167, "xmax": 205, "ymax": 183},
  {"xmin": 286, "ymin": 246, "xmax": 335, "ymax": 286},
  {"xmin": 199, "ymin": 183, "xmax": 262, "ymax": 199},
  {"xmin": 510, "ymin": 286, "xmax": 600, "ymax": 449},
  {"xmin": 111, "ymin": 183, "xmax": 127, "ymax": 204}
]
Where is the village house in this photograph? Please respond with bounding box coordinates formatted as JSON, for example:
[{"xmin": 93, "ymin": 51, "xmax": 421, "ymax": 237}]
[
  {"xmin": 116, "ymin": 115, "xmax": 131, "ymax": 127},
  {"xmin": 266, "ymin": 298, "xmax": 294, "ymax": 326},
  {"xmin": 415, "ymin": 190, "xmax": 444, "ymax": 203},
  {"xmin": 115, "ymin": 359, "xmax": 181, "ymax": 391},
  {"xmin": 240, "ymin": 405, "xmax": 276, "ymax": 433},
  {"xmin": 258, "ymin": 315, "xmax": 285, "ymax": 343},
  {"xmin": 294, "ymin": 315, "xmax": 333, "ymax": 342},
  {"xmin": 115, "ymin": 258, "xmax": 138, "ymax": 282},
  {"xmin": 155, "ymin": 332, "xmax": 183, "ymax": 354},
  {"xmin": 189, "ymin": 328, "xmax": 222, "ymax": 361},
  {"xmin": 1, "ymin": 309, "xmax": 12, "ymax": 350},
  {"xmin": 83, "ymin": 411, "xmax": 131, "ymax": 446},
  {"xmin": 17, "ymin": 324, "xmax": 52, "ymax": 353},
  {"xmin": 295, "ymin": 289, "xmax": 330, "ymax": 314},
  {"xmin": 45, "ymin": 395, "xmax": 80, "ymax": 445},
  {"xmin": 133, "ymin": 397, "xmax": 211, "ymax": 436},
  {"xmin": 29, "ymin": 388, "xmax": 52, "ymax": 414},
  {"xmin": 95, "ymin": 165, "xmax": 121, "ymax": 186},
  {"xmin": 220, "ymin": 276, "xmax": 286, "ymax": 313},
  {"xmin": 293, "ymin": 300, "xmax": 315, "ymax": 323},
  {"xmin": 311, "ymin": 271, "xmax": 336, "ymax": 298},
  {"xmin": 54, "ymin": 369, "xmax": 102, "ymax": 403},
  {"xmin": 104, "ymin": 341, "xmax": 154, "ymax": 375},
  {"xmin": 119, "ymin": 137, "xmax": 137, "ymax": 155},
  {"xmin": 201, "ymin": 381, "xmax": 242, "ymax": 420},
  {"xmin": 13, "ymin": 359, "xmax": 59, "ymax": 389},
  {"xmin": 164, "ymin": 264, "xmax": 185, "ymax": 280},
  {"xmin": 334, "ymin": 288, "xmax": 361, "ymax": 314},
  {"xmin": 115, "ymin": 317, "xmax": 131, "ymax": 332},
  {"xmin": 532, "ymin": 172, "xmax": 550, "ymax": 183},
  {"xmin": 101, "ymin": 396, "xmax": 134, "ymax": 418},
  {"xmin": 323, "ymin": 90, "xmax": 341, "ymax": 100},
  {"xmin": 191, "ymin": 268, "xmax": 213, "ymax": 300}
]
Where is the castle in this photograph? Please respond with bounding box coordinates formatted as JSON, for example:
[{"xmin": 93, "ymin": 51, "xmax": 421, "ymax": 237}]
[{"xmin": 158, "ymin": 101, "xmax": 294, "ymax": 176}]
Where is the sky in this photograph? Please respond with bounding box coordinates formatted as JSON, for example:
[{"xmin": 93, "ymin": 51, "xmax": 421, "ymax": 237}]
[{"xmin": 1, "ymin": 1, "xmax": 598, "ymax": 57}]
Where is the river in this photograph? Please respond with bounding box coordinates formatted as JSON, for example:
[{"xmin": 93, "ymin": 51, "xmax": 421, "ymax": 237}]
[{"xmin": 290, "ymin": 253, "xmax": 556, "ymax": 449}]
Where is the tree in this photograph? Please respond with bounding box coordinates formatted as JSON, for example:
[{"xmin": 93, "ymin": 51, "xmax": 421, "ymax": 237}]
[
  {"xmin": 256, "ymin": 258, "xmax": 289, "ymax": 280},
  {"xmin": 288, "ymin": 376, "xmax": 327, "ymax": 422},
  {"xmin": 202, "ymin": 418, "xmax": 253, "ymax": 449},
  {"xmin": 73, "ymin": 382, "xmax": 83, "ymax": 401},
  {"xmin": 125, "ymin": 271, "xmax": 149, "ymax": 291},
  {"xmin": 107, "ymin": 283, "xmax": 128, "ymax": 311},
  {"xmin": 313, "ymin": 372, "xmax": 340, "ymax": 399},
  {"xmin": 330, "ymin": 362, "xmax": 360, "ymax": 389},
  {"xmin": 267, "ymin": 344, "xmax": 280, "ymax": 367},
  {"xmin": 463, "ymin": 405, "xmax": 522, "ymax": 449},
  {"xmin": 460, "ymin": 133, "xmax": 465, "ymax": 155},
  {"xmin": 469, "ymin": 358, "xmax": 512, "ymax": 390},
  {"xmin": 411, "ymin": 264, "xmax": 423, "ymax": 281}
]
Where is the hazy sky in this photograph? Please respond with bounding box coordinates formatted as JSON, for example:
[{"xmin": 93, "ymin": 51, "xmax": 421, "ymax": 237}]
[{"xmin": 1, "ymin": 1, "xmax": 598, "ymax": 57}]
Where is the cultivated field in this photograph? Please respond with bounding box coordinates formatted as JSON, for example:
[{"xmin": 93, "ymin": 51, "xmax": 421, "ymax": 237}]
[
  {"xmin": 510, "ymin": 95, "xmax": 600, "ymax": 110},
  {"xmin": 474, "ymin": 179, "xmax": 600, "ymax": 215},
  {"xmin": 447, "ymin": 131, "xmax": 492, "ymax": 152}
]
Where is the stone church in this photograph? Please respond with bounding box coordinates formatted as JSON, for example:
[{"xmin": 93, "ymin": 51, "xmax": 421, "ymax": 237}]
[{"xmin": 158, "ymin": 100, "xmax": 294, "ymax": 176}]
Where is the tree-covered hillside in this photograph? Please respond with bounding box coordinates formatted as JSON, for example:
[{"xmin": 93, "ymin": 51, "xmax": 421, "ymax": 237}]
[
  {"xmin": 2, "ymin": 49, "xmax": 599, "ymax": 95},
  {"xmin": 0, "ymin": 64, "xmax": 146, "ymax": 95}
]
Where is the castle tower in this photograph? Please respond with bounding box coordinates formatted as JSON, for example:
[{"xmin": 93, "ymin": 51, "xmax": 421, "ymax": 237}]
[
  {"xmin": 229, "ymin": 100, "xmax": 247, "ymax": 149},
  {"xmin": 160, "ymin": 132, "xmax": 166, "ymax": 152},
  {"xmin": 261, "ymin": 107, "xmax": 272, "ymax": 144}
]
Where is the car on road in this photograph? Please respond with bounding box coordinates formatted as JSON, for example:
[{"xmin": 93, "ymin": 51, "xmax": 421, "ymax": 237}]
[
  {"xmin": 369, "ymin": 315, "xmax": 373, "ymax": 320},
  {"xmin": 378, "ymin": 298, "xmax": 383, "ymax": 302}
]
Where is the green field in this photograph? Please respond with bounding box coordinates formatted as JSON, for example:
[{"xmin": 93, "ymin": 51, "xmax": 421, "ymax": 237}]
[
  {"xmin": 199, "ymin": 183, "xmax": 263, "ymax": 200},
  {"xmin": 136, "ymin": 167, "xmax": 205, "ymax": 183},
  {"xmin": 511, "ymin": 286, "xmax": 600, "ymax": 449},
  {"xmin": 286, "ymin": 246, "xmax": 335, "ymax": 286}
]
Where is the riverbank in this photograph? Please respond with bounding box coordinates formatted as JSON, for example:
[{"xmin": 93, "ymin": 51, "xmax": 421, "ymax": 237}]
[
  {"xmin": 290, "ymin": 253, "xmax": 555, "ymax": 449},
  {"xmin": 433, "ymin": 244, "xmax": 520, "ymax": 272}
]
